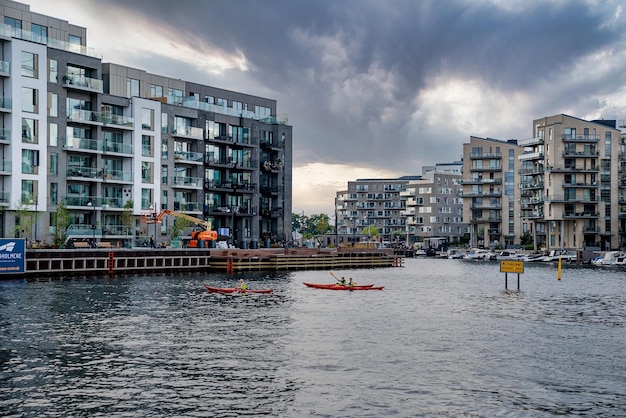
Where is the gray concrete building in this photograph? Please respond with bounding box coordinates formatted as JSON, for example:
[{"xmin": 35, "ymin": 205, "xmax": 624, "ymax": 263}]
[{"xmin": 0, "ymin": 0, "xmax": 292, "ymax": 248}]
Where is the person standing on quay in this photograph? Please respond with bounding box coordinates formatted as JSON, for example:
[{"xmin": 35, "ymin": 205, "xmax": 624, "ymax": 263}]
[{"xmin": 150, "ymin": 235, "xmax": 155, "ymax": 248}]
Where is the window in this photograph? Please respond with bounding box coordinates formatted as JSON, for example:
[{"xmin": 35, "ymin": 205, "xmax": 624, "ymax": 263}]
[
  {"xmin": 50, "ymin": 183, "xmax": 58, "ymax": 205},
  {"xmin": 49, "ymin": 123, "xmax": 58, "ymax": 146},
  {"xmin": 168, "ymin": 88, "xmax": 183, "ymax": 98},
  {"xmin": 22, "ymin": 149, "xmax": 39, "ymax": 174},
  {"xmin": 150, "ymin": 84, "xmax": 163, "ymax": 97},
  {"xmin": 141, "ymin": 108, "xmax": 154, "ymax": 130},
  {"xmin": 127, "ymin": 78, "xmax": 139, "ymax": 97},
  {"xmin": 4, "ymin": 17, "xmax": 22, "ymax": 37},
  {"xmin": 68, "ymin": 34, "xmax": 81, "ymax": 44},
  {"xmin": 22, "ymin": 118, "xmax": 38, "ymax": 143},
  {"xmin": 142, "ymin": 135, "xmax": 153, "ymax": 157},
  {"xmin": 48, "ymin": 59, "xmax": 58, "ymax": 83},
  {"xmin": 48, "ymin": 92, "xmax": 57, "ymax": 117},
  {"xmin": 605, "ymin": 132, "xmax": 612, "ymax": 157},
  {"xmin": 161, "ymin": 165, "xmax": 168, "ymax": 184},
  {"xmin": 49, "ymin": 153, "xmax": 58, "ymax": 175},
  {"xmin": 161, "ymin": 112, "xmax": 168, "ymax": 133},
  {"xmin": 31, "ymin": 23, "xmax": 48, "ymax": 43},
  {"xmin": 161, "ymin": 138, "xmax": 168, "ymax": 159},
  {"xmin": 22, "ymin": 87, "xmax": 38, "ymax": 113},
  {"xmin": 21, "ymin": 51, "xmax": 38, "ymax": 78},
  {"xmin": 21, "ymin": 180, "xmax": 35, "ymax": 203},
  {"xmin": 141, "ymin": 188, "xmax": 153, "ymax": 210}
]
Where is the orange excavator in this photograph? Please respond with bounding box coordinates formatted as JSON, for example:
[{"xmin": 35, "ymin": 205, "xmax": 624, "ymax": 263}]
[{"xmin": 154, "ymin": 210, "xmax": 217, "ymax": 247}]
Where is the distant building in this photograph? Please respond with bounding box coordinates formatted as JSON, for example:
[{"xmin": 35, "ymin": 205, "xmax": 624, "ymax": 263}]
[
  {"xmin": 461, "ymin": 136, "xmax": 521, "ymax": 248},
  {"xmin": 404, "ymin": 167, "xmax": 468, "ymax": 248}
]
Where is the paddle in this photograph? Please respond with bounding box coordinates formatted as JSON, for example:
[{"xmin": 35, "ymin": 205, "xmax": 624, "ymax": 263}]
[{"xmin": 329, "ymin": 271, "xmax": 341, "ymax": 282}]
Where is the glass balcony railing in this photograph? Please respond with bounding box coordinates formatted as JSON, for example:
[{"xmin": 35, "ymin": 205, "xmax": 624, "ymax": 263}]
[
  {"xmin": 0, "ymin": 128, "xmax": 10, "ymax": 142},
  {"xmin": 104, "ymin": 169, "xmax": 133, "ymax": 182},
  {"xmin": 0, "ymin": 60, "xmax": 9, "ymax": 76},
  {"xmin": 0, "ymin": 97, "xmax": 11, "ymax": 110},
  {"xmin": 63, "ymin": 137, "xmax": 102, "ymax": 152},
  {"xmin": 0, "ymin": 23, "xmax": 100, "ymax": 58},
  {"xmin": 171, "ymin": 176, "xmax": 203, "ymax": 188},
  {"xmin": 103, "ymin": 140, "xmax": 133, "ymax": 155},
  {"xmin": 67, "ymin": 109, "xmax": 102, "ymax": 123},
  {"xmin": 0, "ymin": 191, "xmax": 9, "ymax": 204},
  {"xmin": 174, "ymin": 150, "xmax": 204, "ymax": 162},
  {"xmin": 102, "ymin": 114, "xmax": 134, "ymax": 128},
  {"xmin": 0, "ymin": 160, "xmax": 11, "ymax": 172},
  {"xmin": 62, "ymin": 74, "xmax": 103, "ymax": 92},
  {"xmin": 171, "ymin": 125, "xmax": 203, "ymax": 139}
]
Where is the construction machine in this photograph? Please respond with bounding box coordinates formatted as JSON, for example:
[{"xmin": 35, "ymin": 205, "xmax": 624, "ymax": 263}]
[{"xmin": 153, "ymin": 210, "xmax": 218, "ymax": 247}]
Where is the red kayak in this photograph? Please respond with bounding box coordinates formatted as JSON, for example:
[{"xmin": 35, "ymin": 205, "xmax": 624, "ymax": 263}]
[
  {"xmin": 204, "ymin": 285, "xmax": 273, "ymax": 294},
  {"xmin": 303, "ymin": 282, "xmax": 383, "ymax": 290}
]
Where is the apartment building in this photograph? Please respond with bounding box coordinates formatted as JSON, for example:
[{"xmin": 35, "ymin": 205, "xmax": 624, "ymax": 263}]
[
  {"xmin": 404, "ymin": 166, "xmax": 468, "ymax": 247},
  {"xmin": 519, "ymin": 114, "xmax": 622, "ymax": 251},
  {"xmin": 0, "ymin": 0, "xmax": 292, "ymax": 247},
  {"xmin": 461, "ymin": 136, "xmax": 521, "ymax": 248},
  {"xmin": 336, "ymin": 177, "xmax": 413, "ymax": 246}
]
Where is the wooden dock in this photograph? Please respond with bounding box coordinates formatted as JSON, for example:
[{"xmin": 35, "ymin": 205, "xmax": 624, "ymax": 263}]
[{"xmin": 12, "ymin": 247, "xmax": 403, "ymax": 280}]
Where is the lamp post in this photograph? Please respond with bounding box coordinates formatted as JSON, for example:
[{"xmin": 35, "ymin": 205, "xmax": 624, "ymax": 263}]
[
  {"xmin": 87, "ymin": 200, "xmax": 96, "ymax": 246},
  {"xmin": 153, "ymin": 202, "xmax": 158, "ymax": 248},
  {"xmin": 30, "ymin": 197, "xmax": 38, "ymax": 245}
]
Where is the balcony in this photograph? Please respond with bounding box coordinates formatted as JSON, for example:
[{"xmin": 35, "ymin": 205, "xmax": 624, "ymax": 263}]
[
  {"xmin": 545, "ymin": 195, "xmax": 598, "ymax": 203},
  {"xmin": 0, "ymin": 160, "xmax": 11, "ymax": 174},
  {"xmin": 103, "ymin": 141, "xmax": 133, "ymax": 155},
  {"xmin": 171, "ymin": 126, "xmax": 203, "ymax": 140},
  {"xmin": 67, "ymin": 167, "xmax": 102, "ymax": 179},
  {"xmin": 562, "ymin": 134, "xmax": 599, "ymax": 143},
  {"xmin": 104, "ymin": 169, "xmax": 133, "ymax": 182},
  {"xmin": 562, "ymin": 181, "xmax": 597, "ymax": 188},
  {"xmin": 563, "ymin": 211, "xmax": 600, "ymax": 219},
  {"xmin": 470, "ymin": 203, "xmax": 502, "ymax": 210},
  {"xmin": 63, "ymin": 137, "xmax": 102, "ymax": 153},
  {"xmin": 517, "ymin": 136, "xmax": 544, "ymax": 147},
  {"xmin": 67, "ymin": 109, "xmax": 102, "ymax": 125},
  {"xmin": 62, "ymin": 74, "xmax": 103, "ymax": 93},
  {"xmin": 0, "ymin": 97, "xmax": 11, "ymax": 112},
  {"xmin": 519, "ymin": 182, "xmax": 544, "ymax": 190},
  {"xmin": 0, "ymin": 191, "xmax": 9, "ymax": 205},
  {"xmin": 171, "ymin": 176, "xmax": 203, "ymax": 189},
  {"xmin": 518, "ymin": 151, "xmax": 544, "ymax": 161},
  {"xmin": 562, "ymin": 149, "xmax": 599, "ymax": 158},
  {"xmin": 460, "ymin": 178, "xmax": 502, "ymax": 185},
  {"xmin": 102, "ymin": 114, "xmax": 134, "ymax": 129},
  {"xmin": 260, "ymin": 139, "xmax": 284, "ymax": 151},
  {"xmin": 0, "ymin": 60, "xmax": 9, "ymax": 77},
  {"xmin": 470, "ymin": 164, "xmax": 502, "ymax": 172},
  {"xmin": 174, "ymin": 150, "xmax": 204, "ymax": 164},
  {"xmin": 546, "ymin": 165, "xmax": 599, "ymax": 173},
  {"xmin": 0, "ymin": 128, "xmax": 10, "ymax": 143},
  {"xmin": 469, "ymin": 152, "xmax": 501, "ymax": 159}
]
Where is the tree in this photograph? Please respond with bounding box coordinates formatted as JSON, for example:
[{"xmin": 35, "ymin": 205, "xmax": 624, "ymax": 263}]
[
  {"xmin": 52, "ymin": 202, "xmax": 71, "ymax": 247},
  {"xmin": 121, "ymin": 200, "xmax": 134, "ymax": 236},
  {"xmin": 14, "ymin": 200, "xmax": 32, "ymax": 240}
]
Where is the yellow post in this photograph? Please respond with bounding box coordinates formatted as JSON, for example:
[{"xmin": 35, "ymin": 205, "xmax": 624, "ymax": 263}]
[{"xmin": 557, "ymin": 256, "xmax": 562, "ymax": 281}]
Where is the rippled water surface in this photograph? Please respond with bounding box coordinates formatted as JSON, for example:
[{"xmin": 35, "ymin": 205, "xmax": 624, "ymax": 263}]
[{"xmin": 1, "ymin": 258, "xmax": 625, "ymax": 417}]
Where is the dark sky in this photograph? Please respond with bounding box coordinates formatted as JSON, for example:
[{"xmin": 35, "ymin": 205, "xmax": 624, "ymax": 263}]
[{"xmin": 28, "ymin": 0, "xmax": 626, "ymax": 213}]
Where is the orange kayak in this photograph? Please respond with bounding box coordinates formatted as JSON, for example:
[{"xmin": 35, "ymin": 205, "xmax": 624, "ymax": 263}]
[
  {"xmin": 303, "ymin": 282, "xmax": 383, "ymax": 290},
  {"xmin": 204, "ymin": 285, "xmax": 273, "ymax": 294}
]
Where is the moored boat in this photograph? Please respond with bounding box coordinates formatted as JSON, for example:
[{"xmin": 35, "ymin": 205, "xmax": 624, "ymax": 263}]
[
  {"xmin": 303, "ymin": 282, "xmax": 383, "ymax": 290},
  {"xmin": 204, "ymin": 285, "xmax": 273, "ymax": 294}
]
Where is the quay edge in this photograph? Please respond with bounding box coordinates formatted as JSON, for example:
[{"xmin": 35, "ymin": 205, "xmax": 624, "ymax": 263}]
[{"xmin": 4, "ymin": 248, "xmax": 404, "ymax": 281}]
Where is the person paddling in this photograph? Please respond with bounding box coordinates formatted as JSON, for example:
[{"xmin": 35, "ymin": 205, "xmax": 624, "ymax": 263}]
[
  {"xmin": 348, "ymin": 278, "xmax": 354, "ymax": 287},
  {"xmin": 238, "ymin": 279, "xmax": 247, "ymax": 291},
  {"xmin": 339, "ymin": 276, "xmax": 347, "ymax": 286}
]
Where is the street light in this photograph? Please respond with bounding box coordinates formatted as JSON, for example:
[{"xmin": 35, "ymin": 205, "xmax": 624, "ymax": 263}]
[
  {"xmin": 87, "ymin": 200, "xmax": 96, "ymax": 246},
  {"xmin": 153, "ymin": 202, "xmax": 158, "ymax": 248},
  {"xmin": 30, "ymin": 197, "xmax": 38, "ymax": 245}
]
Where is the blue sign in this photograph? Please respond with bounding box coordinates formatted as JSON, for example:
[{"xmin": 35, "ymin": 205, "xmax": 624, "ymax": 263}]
[
  {"xmin": 0, "ymin": 239, "xmax": 26, "ymax": 274},
  {"xmin": 218, "ymin": 228, "xmax": 230, "ymax": 236}
]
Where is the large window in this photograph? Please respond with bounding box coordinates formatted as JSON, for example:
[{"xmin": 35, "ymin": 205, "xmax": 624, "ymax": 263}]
[
  {"xmin": 31, "ymin": 23, "xmax": 48, "ymax": 43},
  {"xmin": 48, "ymin": 92, "xmax": 57, "ymax": 117},
  {"xmin": 141, "ymin": 108, "xmax": 154, "ymax": 130},
  {"xmin": 21, "ymin": 87, "xmax": 38, "ymax": 113},
  {"xmin": 49, "ymin": 153, "xmax": 58, "ymax": 175},
  {"xmin": 142, "ymin": 135, "xmax": 153, "ymax": 157},
  {"xmin": 48, "ymin": 59, "xmax": 58, "ymax": 82},
  {"xmin": 21, "ymin": 180, "xmax": 36, "ymax": 203},
  {"xmin": 127, "ymin": 78, "xmax": 139, "ymax": 97},
  {"xmin": 21, "ymin": 51, "xmax": 38, "ymax": 78},
  {"xmin": 22, "ymin": 149, "xmax": 39, "ymax": 174},
  {"xmin": 48, "ymin": 123, "xmax": 58, "ymax": 146},
  {"xmin": 4, "ymin": 17, "xmax": 22, "ymax": 37},
  {"xmin": 50, "ymin": 183, "xmax": 58, "ymax": 205},
  {"xmin": 68, "ymin": 34, "xmax": 81, "ymax": 44},
  {"xmin": 150, "ymin": 84, "xmax": 163, "ymax": 97},
  {"xmin": 22, "ymin": 118, "xmax": 38, "ymax": 143}
]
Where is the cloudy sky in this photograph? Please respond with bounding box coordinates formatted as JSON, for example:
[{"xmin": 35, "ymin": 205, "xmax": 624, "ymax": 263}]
[{"xmin": 26, "ymin": 0, "xmax": 626, "ymax": 215}]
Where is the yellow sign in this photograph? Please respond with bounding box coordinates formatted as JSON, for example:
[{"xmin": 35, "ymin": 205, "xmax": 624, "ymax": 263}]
[{"xmin": 500, "ymin": 260, "xmax": 524, "ymax": 273}]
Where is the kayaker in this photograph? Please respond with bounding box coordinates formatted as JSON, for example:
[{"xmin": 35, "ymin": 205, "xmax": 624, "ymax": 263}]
[
  {"xmin": 238, "ymin": 279, "xmax": 247, "ymax": 291},
  {"xmin": 348, "ymin": 278, "xmax": 354, "ymax": 287},
  {"xmin": 339, "ymin": 277, "xmax": 347, "ymax": 286}
]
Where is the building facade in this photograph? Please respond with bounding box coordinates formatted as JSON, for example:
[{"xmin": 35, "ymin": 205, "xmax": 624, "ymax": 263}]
[
  {"xmin": 518, "ymin": 114, "xmax": 622, "ymax": 251},
  {"xmin": 461, "ymin": 136, "xmax": 522, "ymax": 248},
  {"xmin": 404, "ymin": 168, "xmax": 468, "ymax": 247},
  {"xmin": 0, "ymin": 0, "xmax": 292, "ymax": 247}
]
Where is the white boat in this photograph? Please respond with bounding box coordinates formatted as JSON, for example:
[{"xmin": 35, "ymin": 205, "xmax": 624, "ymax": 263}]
[
  {"xmin": 592, "ymin": 251, "xmax": 626, "ymax": 266},
  {"xmin": 495, "ymin": 250, "xmax": 520, "ymax": 260},
  {"xmin": 540, "ymin": 250, "xmax": 578, "ymax": 262},
  {"xmin": 463, "ymin": 248, "xmax": 496, "ymax": 261}
]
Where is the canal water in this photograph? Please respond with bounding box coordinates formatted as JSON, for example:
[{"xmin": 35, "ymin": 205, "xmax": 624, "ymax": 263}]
[{"xmin": 1, "ymin": 258, "xmax": 624, "ymax": 417}]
